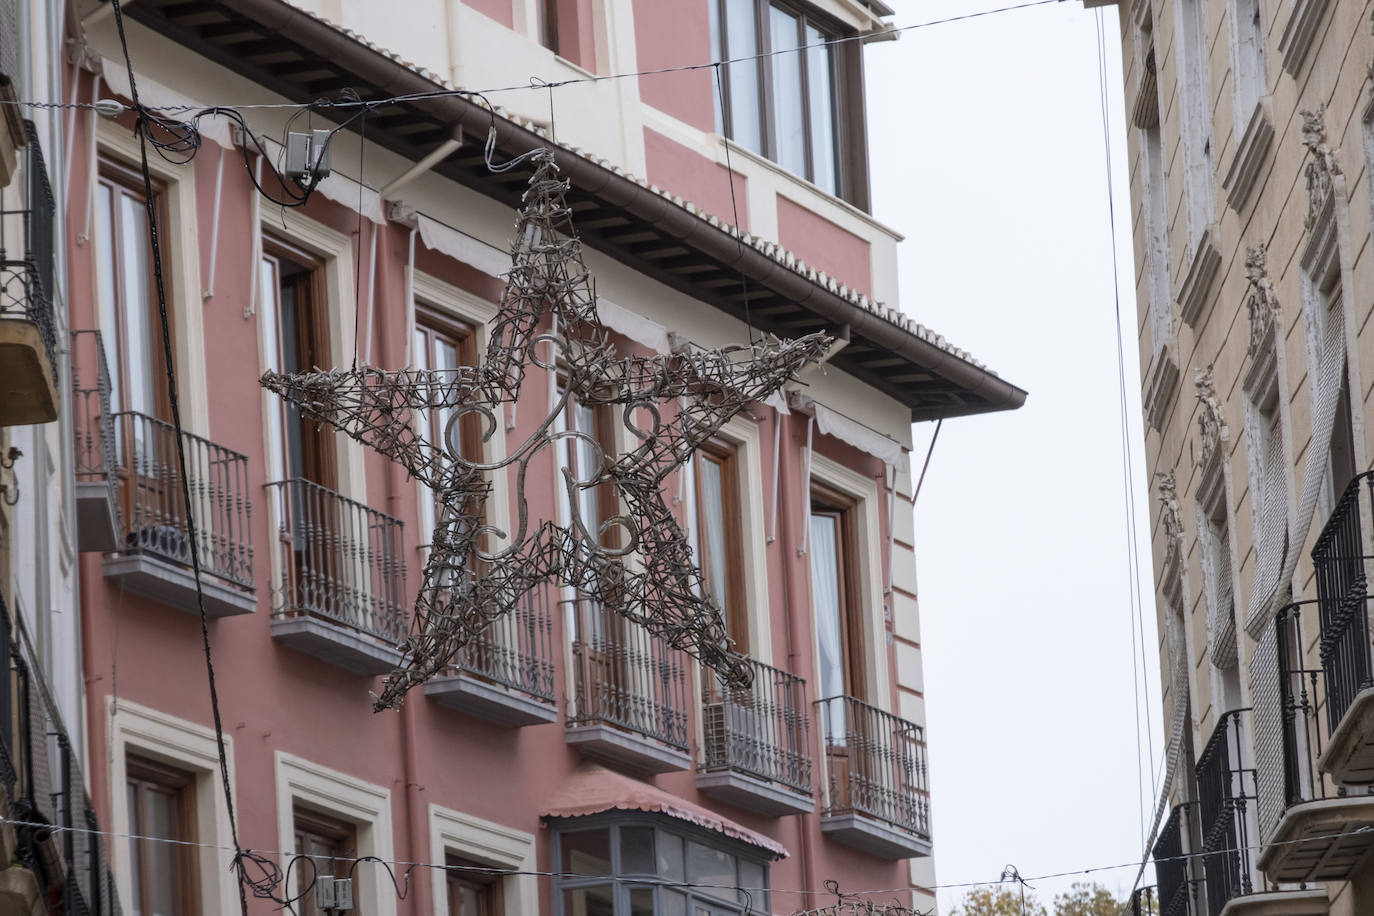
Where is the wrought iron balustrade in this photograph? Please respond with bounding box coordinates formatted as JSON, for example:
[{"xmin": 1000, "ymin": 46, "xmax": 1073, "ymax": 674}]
[
  {"xmin": 268, "ymin": 478, "xmax": 408, "ymax": 644},
  {"xmin": 0, "ymin": 598, "xmax": 122, "ymax": 913},
  {"xmin": 71, "ymin": 329, "xmax": 122, "ymax": 533},
  {"xmin": 1196, "ymin": 710, "xmax": 1256, "ymax": 916},
  {"xmin": 1130, "ymin": 887, "xmax": 1158, "ymax": 916},
  {"xmin": 1154, "ymin": 804, "xmax": 1193, "ymax": 916},
  {"xmin": 450, "ymin": 578, "xmax": 556, "ymax": 703},
  {"xmin": 1313, "ymin": 471, "xmax": 1374, "ymax": 733},
  {"xmin": 0, "ymin": 120, "xmax": 56, "ymax": 380},
  {"xmin": 700, "ymin": 656, "xmax": 812, "ymax": 797},
  {"xmin": 115, "ymin": 411, "xmax": 254, "ymax": 587},
  {"xmin": 815, "ymin": 695, "xmax": 929, "ymax": 839},
  {"xmin": 1277, "ymin": 603, "xmax": 1329, "ymax": 813},
  {"xmin": 567, "ymin": 597, "xmax": 689, "ymax": 751}
]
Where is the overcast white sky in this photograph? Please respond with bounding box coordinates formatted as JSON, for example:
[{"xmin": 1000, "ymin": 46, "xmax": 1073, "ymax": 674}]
[{"xmin": 865, "ymin": 1, "xmax": 1165, "ymax": 910}]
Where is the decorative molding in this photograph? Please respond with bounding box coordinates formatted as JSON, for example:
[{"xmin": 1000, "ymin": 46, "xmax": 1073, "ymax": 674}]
[
  {"xmin": 1145, "ymin": 344, "xmax": 1180, "ymax": 433},
  {"xmin": 1159, "ymin": 471, "xmax": 1185, "ymax": 581},
  {"xmin": 1223, "ymin": 97, "xmax": 1274, "ymax": 212},
  {"xmin": 1195, "ymin": 365, "xmax": 1230, "ymax": 470},
  {"xmin": 1278, "ymin": 0, "xmax": 1329, "ymax": 76},
  {"xmin": 1245, "ymin": 244, "xmax": 1282, "ymax": 360},
  {"xmin": 1301, "ymin": 105, "xmax": 1342, "ymax": 233},
  {"xmin": 1132, "ymin": 48, "xmax": 1160, "ymax": 130},
  {"xmin": 1177, "ymin": 224, "xmax": 1222, "ymax": 327}
]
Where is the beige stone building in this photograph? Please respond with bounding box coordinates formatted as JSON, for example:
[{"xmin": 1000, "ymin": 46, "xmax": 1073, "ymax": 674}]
[{"xmin": 1100, "ymin": 0, "xmax": 1374, "ymax": 913}]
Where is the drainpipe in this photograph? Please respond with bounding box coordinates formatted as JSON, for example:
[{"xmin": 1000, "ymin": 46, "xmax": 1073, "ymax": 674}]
[
  {"xmin": 776, "ymin": 412, "xmax": 816, "ymax": 901},
  {"xmin": 374, "ymin": 221, "xmax": 429, "ymax": 912}
]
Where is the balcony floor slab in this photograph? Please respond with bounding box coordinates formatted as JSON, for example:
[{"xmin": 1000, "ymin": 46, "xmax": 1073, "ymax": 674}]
[
  {"xmin": 1318, "ymin": 687, "xmax": 1374, "ymax": 784},
  {"xmin": 425, "ymin": 672, "xmax": 557, "ymax": 727},
  {"xmin": 0, "ymin": 320, "xmax": 57, "ymax": 426},
  {"xmin": 821, "ymin": 812, "xmax": 931, "ymax": 860},
  {"xmin": 103, "ymin": 552, "xmax": 255, "ymax": 617},
  {"xmin": 270, "ymin": 615, "xmax": 403, "ymax": 676},
  {"xmin": 1255, "ymin": 795, "xmax": 1374, "ymax": 883},
  {"xmin": 565, "ymin": 723, "xmax": 690, "ymax": 774},
  {"xmin": 1218, "ymin": 889, "xmax": 1329, "ymax": 916},
  {"xmin": 696, "ymin": 769, "xmax": 814, "ymax": 816}
]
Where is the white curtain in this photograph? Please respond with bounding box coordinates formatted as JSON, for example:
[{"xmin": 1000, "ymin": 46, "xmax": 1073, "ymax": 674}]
[
  {"xmin": 810, "ymin": 514, "xmax": 846, "ymax": 745},
  {"xmin": 699, "ymin": 457, "xmax": 729, "ymax": 617}
]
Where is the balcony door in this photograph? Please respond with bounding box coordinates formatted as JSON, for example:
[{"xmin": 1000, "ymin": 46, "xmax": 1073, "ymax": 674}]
[{"xmin": 94, "ymin": 161, "xmax": 177, "ymax": 546}]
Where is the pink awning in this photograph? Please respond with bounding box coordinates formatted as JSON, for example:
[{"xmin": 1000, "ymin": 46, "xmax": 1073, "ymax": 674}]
[{"xmin": 542, "ymin": 763, "xmax": 788, "ymax": 859}]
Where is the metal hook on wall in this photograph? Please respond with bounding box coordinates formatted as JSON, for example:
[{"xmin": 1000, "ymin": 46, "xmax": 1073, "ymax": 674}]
[{"xmin": 0, "ymin": 447, "xmax": 22, "ymax": 507}]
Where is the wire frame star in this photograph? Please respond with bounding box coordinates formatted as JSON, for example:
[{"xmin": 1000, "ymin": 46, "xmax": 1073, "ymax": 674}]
[{"xmin": 262, "ymin": 150, "xmax": 831, "ymax": 710}]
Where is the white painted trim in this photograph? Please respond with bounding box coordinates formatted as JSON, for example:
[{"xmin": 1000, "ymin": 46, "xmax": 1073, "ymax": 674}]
[
  {"xmin": 410, "ymin": 270, "xmax": 510, "ymax": 557},
  {"xmin": 106, "ymin": 698, "xmax": 239, "ymax": 915},
  {"xmin": 808, "ymin": 452, "xmax": 890, "ymax": 706},
  {"xmin": 95, "ymin": 121, "xmax": 210, "ymax": 437},
  {"xmin": 274, "ymin": 751, "xmax": 396, "ymax": 916},
  {"xmin": 428, "ymin": 804, "xmax": 537, "ymax": 916}
]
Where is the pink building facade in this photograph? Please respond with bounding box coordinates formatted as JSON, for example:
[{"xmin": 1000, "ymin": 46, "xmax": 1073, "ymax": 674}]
[{"xmin": 53, "ymin": 0, "xmax": 1025, "ymax": 913}]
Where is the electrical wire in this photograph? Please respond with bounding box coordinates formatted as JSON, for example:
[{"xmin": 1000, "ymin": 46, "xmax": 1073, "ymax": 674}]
[{"xmin": 2, "ymin": 0, "xmax": 1068, "ymax": 119}]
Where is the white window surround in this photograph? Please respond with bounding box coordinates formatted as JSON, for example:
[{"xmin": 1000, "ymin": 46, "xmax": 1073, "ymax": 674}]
[
  {"xmin": 808, "ymin": 451, "xmax": 890, "ymax": 706},
  {"xmin": 429, "ymin": 804, "xmax": 537, "ymax": 916},
  {"xmin": 410, "ymin": 270, "xmax": 510, "ymax": 557},
  {"xmin": 1174, "ymin": 0, "xmax": 1216, "ymax": 252},
  {"xmin": 106, "ymin": 697, "xmax": 239, "ymax": 915},
  {"xmin": 94, "ymin": 121, "xmax": 209, "ymax": 436},
  {"xmin": 274, "ymin": 751, "xmax": 396, "ymax": 916}
]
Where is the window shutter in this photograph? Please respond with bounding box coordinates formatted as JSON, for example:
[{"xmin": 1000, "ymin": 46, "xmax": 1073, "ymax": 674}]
[
  {"xmin": 1250, "ymin": 626, "xmax": 1285, "ymax": 840},
  {"xmin": 1249, "ymin": 412, "xmax": 1287, "ymax": 629},
  {"xmin": 1209, "ymin": 519, "xmax": 1237, "ymax": 670}
]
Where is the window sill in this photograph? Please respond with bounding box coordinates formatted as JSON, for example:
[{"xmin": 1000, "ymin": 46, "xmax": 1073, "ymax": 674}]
[
  {"xmin": 1278, "ymin": 0, "xmax": 1329, "ymax": 76},
  {"xmin": 1143, "ymin": 343, "xmax": 1180, "ymax": 433},
  {"xmin": 1222, "ymin": 98, "xmax": 1273, "ymax": 212},
  {"xmin": 103, "ymin": 552, "xmax": 256, "ymax": 617}
]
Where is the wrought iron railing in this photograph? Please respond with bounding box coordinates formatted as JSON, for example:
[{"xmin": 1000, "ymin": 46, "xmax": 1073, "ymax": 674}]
[
  {"xmin": 1130, "ymin": 887, "xmax": 1158, "ymax": 916},
  {"xmin": 567, "ymin": 597, "xmax": 689, "ymax": 750},
  {"xmin": 1154, "ymin": 804, "xmax": 1193, "ymax": 916},
  {"xmin": 1277, "ymin": 602, "xmax": 1329, "ymax": 811},
  {"xmin": 700, "ymin": 657, "xmax": 812, "ymax": 797},
  {"xmin": 115, "ymin": 411, "xmax": 254, "ymax": 588},
  {"xmin": 450, "ymin": 580, "xmax": 556, "ymax": 703},
  {"xmin": 268, "ymin": 478, "xmax": 408, "ymax": 644},
  {"xmin": 0, "ymin": 598, "xmax": 123, "ymax": 914},
  {"xmin": 1313, "ymin": 471, "xmax": 1374, "ymax": 734},
  {"xmin": 815, "ymin": 695, "xmax": 929, "ymax": 839},
  {"xmin": 0, "ymin": 121, "xmax": 56, "ymax": 380},
  {"xmin": 71, "ymin": 329, "xmax": 122, "ymax": 526},
  {"xmin": 1196, "ymin": 710, "xmax": 1255, "ymax": 916}
]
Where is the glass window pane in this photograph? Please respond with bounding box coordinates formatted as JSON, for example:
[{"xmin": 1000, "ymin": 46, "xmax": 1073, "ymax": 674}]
[
  {"xmin": 686, "ymin": 840, "xmax": 735, "ymax": 893},
  {"xmin": 725, "ymin": 0, "xmax": 762, "ymax": 152},
  {"xmin": 662, "ymin": 889, "xmax": 688, "ymax": 916},
  {"xmin": 95, "ymin": 185, "xmax": 122, "ymax": 416},
  {"xmin": 709, "ymin": 0, "xmax": 725, "ymax": 134},
  {"xmin": 620, "ymin": 825, "xmax": 655, "ymax": 875},
  {"xmin": 739, "ymin": 859, "xmax": 765, "ymax": 905},
  {"xmin": 563, "ymin": 885, "xmax": 615, "ymax": 916},
  {"xmin": 144, "ymin": 789, "xmax": 180, "ymax": 915},
  {"xmin": 561, "ymin": 828, "xmax": 612, "ymax": 877},
  {"xmin": 119, "ymin": 194, "xmax": 156, "ymax": 416},
  {"xmin": 769, "ymin": 6, "xmax": 805, "ymax": 176},
  {"xmin": 805, "ymin": 25, "xmax": 837, "ymax": 194},
  {"xmin": 810, "ymin": 513, "xmax": 847, "ymax": 741},
  {"xmin": 657, "ymin": 830, "xmax": 685, "ymax": 883},
  {"xmin": 629, "ymin": 887, "xmax": 656, "ymax": 916},
  {"xmin": 698, "ymin": 455, "xmax": 729, "ymax": 616}
]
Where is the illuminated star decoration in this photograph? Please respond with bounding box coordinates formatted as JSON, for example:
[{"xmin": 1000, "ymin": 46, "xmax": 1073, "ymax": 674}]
[{"xmin": 262, "ymin": 149, "xmax": 831, "ymax": 711}]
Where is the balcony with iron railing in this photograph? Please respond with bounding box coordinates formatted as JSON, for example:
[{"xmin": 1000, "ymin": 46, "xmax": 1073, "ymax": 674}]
[
  {"xmin": 1195, "ymin": 710, "xmax": 1255, "ymax": 916},
  {"xmin": 425, "ymin": 578, "xmax": 557, "ymax": 727},
  {"xmin": 1310, "ymin": 471, "xmax": 1374, "ymax": 785},
  {"xmin": 96, "ymin": 408, "xmax": 257, "ymax": 616},
  {"xmin": 1130, "ymin": 887, "xmax": 1158, "ymax": 916},
  {"xmin": 815, "ymin": 695, "xmax": 930, "ymax": 859},
  {"xmin": 1254, "ymin": 601, "xmax": 1372, "ymax": 897},
  {"xmin": 0, "ymin": 598, "xmax": 122, "ymax": 914},
  {"xmin": 267, "ymin": 478, "xmax": 408, "ymax": 676},
  {"xmin": 0, "ymin": 121, "xmax": 57, "ymax": 426},
  {"xmin": 1154, "ymin": 804, "xmax": 1196, "ymax": 916},
  {"xmin": 71, "ymin": 329, "xmax": 121, "ymax": 552},
  {"xmin": 565, "ymin": 597, "xmax": 691, "ymax": 774},
  {"xmin": 696, "ymin": 657, "xmax": 813, "ymax": 816}
]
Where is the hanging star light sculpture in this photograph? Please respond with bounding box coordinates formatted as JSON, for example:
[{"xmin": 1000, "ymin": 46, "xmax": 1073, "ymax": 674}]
[{"xmin": 262, "ymin": 149, "xmax": 831, "ymax": 710}]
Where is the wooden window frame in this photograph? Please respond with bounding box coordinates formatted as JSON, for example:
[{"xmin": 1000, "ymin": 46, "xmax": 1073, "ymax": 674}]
[
  {"xmin": 415, "ymin": 307, "xmax": 482, "ymax": 460},
  {"xmin": 811, "ymin": 483, "xmax": 865, "ymax": 701},
  {"xmin": 264, "ymin": 235, "xmax": 336, "ymax": 491},
  {"xmin": 694, "ymin": 441, "xmax": 748, "ymax": 653},
  {"xmin": 710, "ymin": 0, "xmax": 869, "ymax": 208},
  {"xmin": 97, "ymin": 157, "xmax": 175, "ymax": 424},
  {"xmin": 126, "ymin": 754, "xmax": 199, "ymax": 915},
  {"xmin": 446, "ymin": 854, "xmax": 503, "ymax": 916},
  {"xmin": 294, "ymin": 806, "xmax": 358, "ymax": 913}
]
